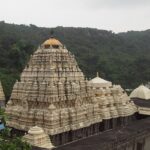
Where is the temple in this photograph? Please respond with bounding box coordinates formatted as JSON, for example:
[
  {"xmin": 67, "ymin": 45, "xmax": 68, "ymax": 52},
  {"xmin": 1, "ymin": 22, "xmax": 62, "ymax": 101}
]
[
  {"xmin": 130, "ymin": 85, "xmax": 150, "ymax": 116},
  {"xmin": 23, "ymin": 126, "xmax": 54, "ymax": 149},
  {"xmin": 5, "ymin": 37, "xmax": 137, "ymax": 147},
  {"xmin": 0, "ymin": 81, "xmax": 5, "ymax": 108}
]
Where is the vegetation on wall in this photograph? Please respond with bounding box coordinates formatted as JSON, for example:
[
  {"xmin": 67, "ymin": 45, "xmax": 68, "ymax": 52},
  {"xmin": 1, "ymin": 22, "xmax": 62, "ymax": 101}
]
[{"xmin": 0, "ymin": 21, "xmax": 150, "ymax": 99}]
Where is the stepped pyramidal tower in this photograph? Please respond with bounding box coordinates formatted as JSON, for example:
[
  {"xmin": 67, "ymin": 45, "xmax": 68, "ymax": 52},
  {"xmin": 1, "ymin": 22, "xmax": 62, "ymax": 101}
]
[
  {"xmin": 0, "ymin": 81, "xmax": 5, "ymax": 108},
  {"xmin": 6, "ymin": 37, "xmax": 136, "ymax": 146}
]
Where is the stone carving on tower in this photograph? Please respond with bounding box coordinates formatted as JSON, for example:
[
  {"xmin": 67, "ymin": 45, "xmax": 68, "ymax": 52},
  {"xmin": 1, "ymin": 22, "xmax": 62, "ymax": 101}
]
[
  {"xmin": 0, "ymin": 81, "xmax": 5, "ymax": 108},
  {"xmin": 89, "ymin": 73, "xmax": 136, "ymax": 120},
  {"xmin": 5, "ymin": 37, "xmax": 136, "ymax": 146},
  {"xmin": 6, "ymin": 37, "xmax": 96, "ymax": 133}
]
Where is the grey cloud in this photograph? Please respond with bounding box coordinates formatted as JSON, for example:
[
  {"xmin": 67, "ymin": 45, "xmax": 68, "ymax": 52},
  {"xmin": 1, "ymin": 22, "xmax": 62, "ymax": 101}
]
[
  {"xmin": 0, "ymin": 0, "xmax": 150, "ymax": 32},
  {"xmin": 85, "ymin": 0, "xmax": 150, "ymax": 9}
]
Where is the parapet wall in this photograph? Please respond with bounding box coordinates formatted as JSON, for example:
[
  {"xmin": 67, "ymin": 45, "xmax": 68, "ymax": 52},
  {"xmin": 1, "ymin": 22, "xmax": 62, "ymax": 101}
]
[{"xmin": 54, "ymin": 117, "xmax": 150, "ymax": 150}]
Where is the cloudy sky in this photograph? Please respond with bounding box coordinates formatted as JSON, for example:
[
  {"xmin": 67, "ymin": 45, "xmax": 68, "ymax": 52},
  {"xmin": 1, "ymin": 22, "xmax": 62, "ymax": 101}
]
[{"xmin": 0, "ymin": 0, "xmax": 150, "ymax": 32}]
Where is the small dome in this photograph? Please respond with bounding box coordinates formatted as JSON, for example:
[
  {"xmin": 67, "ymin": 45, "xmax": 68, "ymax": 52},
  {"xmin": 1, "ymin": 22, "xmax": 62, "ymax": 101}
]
[
  {"xmin": 28, "ymin": 126, "xmax": 44, "ymax": 135},
  {"xmin": 42, "ymin": 37, "xmax": 63, "ymax": 48},
  {"xmin": 130, "ymin": 85, "xmax": 150, "ymax": 100},
  {"xmin": 89, "ymin": 72, "xmax": 112, "ymax": 87},
  {"xmin": 90, "ymin": 77, "xmax": 110, "ymax": 84}
]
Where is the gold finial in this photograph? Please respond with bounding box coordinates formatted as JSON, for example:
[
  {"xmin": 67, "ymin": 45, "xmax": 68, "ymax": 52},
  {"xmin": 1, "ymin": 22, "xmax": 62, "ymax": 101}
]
[{"xmin": 96, "ymin": 72, "xmax": 99, "ymax": 77}]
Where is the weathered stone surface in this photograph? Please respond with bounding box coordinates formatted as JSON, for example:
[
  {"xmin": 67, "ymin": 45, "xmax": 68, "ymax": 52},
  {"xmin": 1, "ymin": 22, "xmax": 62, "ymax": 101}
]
[
  {"xmin": 23, "ymin": 126, "xmax": 54, "ymax": 149},
  {"xmin": 90, "ymin": 78, "xmax": 137, "ymax": 119},
  {"xmin": 130, "ymin": 85, "xmax": 150, "ymax": 115},
  {"xmin": 0, "ymin": 81, "xmax": 5, "ymax": 108},
  {"xmin": 5, "ymin": 37, "xmax": 136, "ymax": 141}
]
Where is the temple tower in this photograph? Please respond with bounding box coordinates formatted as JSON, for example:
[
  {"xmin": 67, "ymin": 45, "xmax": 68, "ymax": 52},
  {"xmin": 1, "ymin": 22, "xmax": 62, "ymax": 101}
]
[
  {"xmin": 5, "ymin": 37, "xmax": 99, "ymax": 142},
  {"xmin": 6, "ymin": 37, "xmax": 136, "ymax": 146},
  {"xmin": 0, "ymin": 81, "xmax": 5, "ymax": 108}
]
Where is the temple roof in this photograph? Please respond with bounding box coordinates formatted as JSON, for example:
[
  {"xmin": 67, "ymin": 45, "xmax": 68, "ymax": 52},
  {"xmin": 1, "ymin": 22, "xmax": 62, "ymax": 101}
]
[
  {"xmin": 54, "ymin": 117, "xmax": 150, "ymax": 150},
  {"xmin": 130, "ymin": 85, "xmax": 150, "ymax": 100},
  {"xmin": 89, "ymin": 72, "xmax": 112, "ymax": 87},
  {"xmin": 42, "ymin": 37, "xmax": 63, "ymax": 47},
  {"xmin": 90, "ymin": 77, "xmax": 110, "ymax": 84},
  {"xmin": 132, "ymin": 98, "xmax": 150, "ymax": 108},
  {"xmin": 28, "ymin": 126, "xmax": 44, "ymax": 135}
]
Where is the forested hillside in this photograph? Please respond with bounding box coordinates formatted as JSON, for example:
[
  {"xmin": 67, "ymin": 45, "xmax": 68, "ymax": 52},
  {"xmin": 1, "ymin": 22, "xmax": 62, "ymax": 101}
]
[{"xmin": 0, "ymin": 21, "xmax": 150, "ymax": 99}]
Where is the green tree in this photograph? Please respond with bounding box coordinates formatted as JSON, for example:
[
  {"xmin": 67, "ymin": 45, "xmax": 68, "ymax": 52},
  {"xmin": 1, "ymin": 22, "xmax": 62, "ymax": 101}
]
[
  {"xmin": 0, "ymin": 108, "xmax": 31, "ymax": 150},
  {"xmin": 0, "ymin": 21, "xmax": 150, "ymax": 99}
]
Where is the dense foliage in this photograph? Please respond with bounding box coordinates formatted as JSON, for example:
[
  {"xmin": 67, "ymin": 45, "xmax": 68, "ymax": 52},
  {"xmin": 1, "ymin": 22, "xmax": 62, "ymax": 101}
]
[
  {"xmin": 0, "ymin": 108, "xmax": 31, "ymax": 150},
  {"xmin": 0, "ymin": 21, "xmax": 150, "ymax": 99}
]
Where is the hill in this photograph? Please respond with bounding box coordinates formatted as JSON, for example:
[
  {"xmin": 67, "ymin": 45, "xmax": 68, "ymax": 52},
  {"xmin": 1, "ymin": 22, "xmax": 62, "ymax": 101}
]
[{"xmin": 0, "ymin": 21, "xmax": 150, "ymax": 99}]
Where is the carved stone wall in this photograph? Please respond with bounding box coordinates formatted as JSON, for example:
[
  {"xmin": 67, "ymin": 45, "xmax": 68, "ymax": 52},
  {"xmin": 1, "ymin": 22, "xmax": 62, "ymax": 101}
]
[
  {"xmin": 6, "ymin": 38, "xmax": 98, "ymax": 135},
  {"xmin": 90, "ymin": 84, "xmax": 137, "ymax": 120},
  {"xmin": 6, "ymin": 37, "xmax": 136, "ymax": 140},
  {"xmin": 0, "ymin": 81, "xmax": 5, "ymax": 108}
]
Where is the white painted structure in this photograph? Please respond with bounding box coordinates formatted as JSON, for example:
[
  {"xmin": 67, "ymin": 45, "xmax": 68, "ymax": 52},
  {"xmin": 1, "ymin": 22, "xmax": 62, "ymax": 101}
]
[{"xmin": 130, "ymin": 85, "xmax": 150, "ymax": 100}]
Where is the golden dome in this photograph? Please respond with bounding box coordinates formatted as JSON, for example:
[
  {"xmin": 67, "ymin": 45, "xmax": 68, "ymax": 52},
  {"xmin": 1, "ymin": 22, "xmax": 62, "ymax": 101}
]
[{"xmin": 42, "ymin": 37, "xmax": 63, "ymax": 47}]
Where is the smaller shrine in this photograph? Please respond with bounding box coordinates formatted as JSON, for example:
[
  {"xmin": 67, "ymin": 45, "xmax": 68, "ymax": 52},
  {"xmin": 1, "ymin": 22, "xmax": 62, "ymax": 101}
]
[
  {"xmin": 130, "ymin": 85, "xmax": 150, "ymax": 116},
  {"xmin": 0, "ymin": 81, "xmax": 5, "ymax": 108},
  {"xmin": 23, "ymin": 126, "xmax": 54, "ymax": 149},
  {"xmin": 90, "ymin": 73, "xmax": 136, "ymax": 120},
  {"xmin": 130, "ymin": 85, "xmax": 150, "ymax": 100}
]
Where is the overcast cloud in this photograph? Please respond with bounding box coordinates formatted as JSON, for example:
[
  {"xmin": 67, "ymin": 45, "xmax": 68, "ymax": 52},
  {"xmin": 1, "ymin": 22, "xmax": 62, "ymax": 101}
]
[
  {"xmin": 86, "ymin": 0, "xmax": 150, "ymax": 9},
  {"xmin": 0, "ymin": 0, "xmax": 150, "ymax": 32}
]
